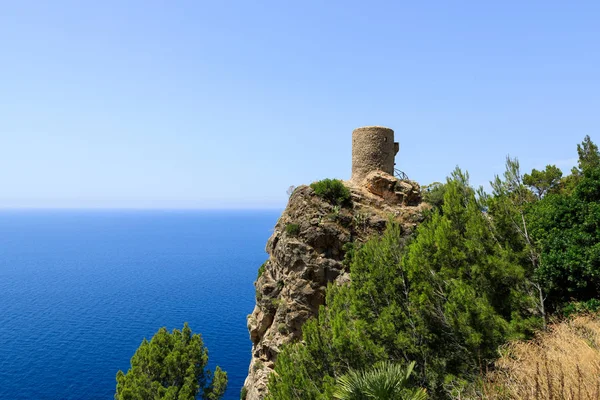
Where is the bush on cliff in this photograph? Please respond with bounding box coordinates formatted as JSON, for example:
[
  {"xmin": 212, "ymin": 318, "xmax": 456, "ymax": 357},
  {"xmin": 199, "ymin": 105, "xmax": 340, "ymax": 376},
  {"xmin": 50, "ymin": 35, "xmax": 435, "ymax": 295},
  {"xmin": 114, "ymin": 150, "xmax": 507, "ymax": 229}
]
[
  {"xmin": 310, "ymin": 179, "xmax": 352, "ymax": 207},
  {"xmin": 115, "ymin": 323, "xmax": 227, "ymax": 400},
  {"xmin": 285, "ymin": 223, "xmax": 300, "ymax": 236}
]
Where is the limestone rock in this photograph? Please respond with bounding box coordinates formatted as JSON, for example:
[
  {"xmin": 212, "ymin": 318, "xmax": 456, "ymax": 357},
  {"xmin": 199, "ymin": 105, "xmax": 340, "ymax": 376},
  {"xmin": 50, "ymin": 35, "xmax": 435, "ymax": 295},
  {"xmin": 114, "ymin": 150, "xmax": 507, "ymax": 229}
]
[
  {"xmin": 363, "ymin": 170, "xmax": 422, "ymax": 206},
  {"xmin": 364, "ymin": 170, "xmax": 397, "ymax": 197},
  {"xmin": 395, "ymin": 180, "xmax": 422, "ymax": 206}
]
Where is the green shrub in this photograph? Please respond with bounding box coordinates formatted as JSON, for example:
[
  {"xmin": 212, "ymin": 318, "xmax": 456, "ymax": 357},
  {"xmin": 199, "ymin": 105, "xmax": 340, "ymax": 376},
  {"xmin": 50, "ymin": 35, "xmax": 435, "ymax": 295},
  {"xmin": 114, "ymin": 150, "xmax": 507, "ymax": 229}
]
[
  {"xmin": 325, "ymin": 213, "xmax": 338, "ymax": 222},
  {"xmin": 342, "ymin": 242, "xmax": 356, "ymax": 268},
  {"xmin": 257, "ymin": 261, "xmax": 267, "ymax": 279},
  {"xmin": 253, "ymin": 360, "xmax": 264, "ymax": 372},
  {"xmin": 286, "ymin": 223, "xmax": 300, "ymax": 236},
  {"xmin": 528, "ymin": 165, "xmax": 600, "ymax": 310},
  {"xmin": 422, "ymin": 181, "xmax": 446, "ymax": 210},
  {"xmin": 240, "ymin": 386, "xmax": 248, "ymax": 400},
  {"xmin": 352, "ymin": 212, "xmax": 368, "ymax": 231},
  {"xmin": 310, "ymin": 179, "xmax": 352, "ymax": 207},
  {"xmin": 278, "ymin": 323, "xmax": 288, "ymax": 334},
  {"xmin": 561, "ymin": 299, "xmax": 600, "ymax": 317},
  {"xmin": 325, "ymin": 205, "xmax": 342, "ymax": 222}
]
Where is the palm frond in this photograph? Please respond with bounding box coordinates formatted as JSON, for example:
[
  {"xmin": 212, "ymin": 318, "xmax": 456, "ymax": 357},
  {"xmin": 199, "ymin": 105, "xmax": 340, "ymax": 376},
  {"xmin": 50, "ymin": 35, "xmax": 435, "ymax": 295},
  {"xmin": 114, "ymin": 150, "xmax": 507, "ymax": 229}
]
[{"xmin": 332, "ymin": 361, "xmax": 427, "ymax": 400}]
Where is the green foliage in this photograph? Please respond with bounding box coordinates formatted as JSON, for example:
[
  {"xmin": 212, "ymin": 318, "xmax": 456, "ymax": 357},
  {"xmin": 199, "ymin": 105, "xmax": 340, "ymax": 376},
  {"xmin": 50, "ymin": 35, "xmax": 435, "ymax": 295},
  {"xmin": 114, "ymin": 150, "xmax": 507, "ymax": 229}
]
[
  {"xmin": 253, "ymin": 360, "xmax": 264, "ymax": 372},
  {"xmin": 523, "ymin": 165, "xmax": 563, "ymax": 199},
  {"xmin": 333, "ymin": 361, "xmax": 427, "ymax": 400},
  {"xmin": 487, "ymin": 136, "xmax": 600, "ymax": 314},
  {"xmin": 267, "ymin": 284, "xmax": 381, "ymax": 400},
  {"xmin": 352, "ymin": 212, "xmax": 369, "ymax": 231},
  {"xmin": 257, "ymin": 261, "xmax": 267, "ymax": 279},
  {"xmin": 488, "ymin": 156, "xmax": 546, "ymax": 325},
  {"xmin": 560, "ymin": 135, "xmax": 600, "ymax": 195},
  {"xmin": 422, "ymin": 182, "xmax": 447, "ymax": 210},
  {"xmin": 528, "ymin": 166, "xmax": 600, "ymax": 309},
  {"xmin": 399, "ymin": 171, "xmax": 539, "ymax": 390},
  {"xmin": 271, "ymin": 298, "xmax": 282, "ymax": 308},
  {"xmin": 240, "ymin": 386, "xmax": 248, "ymax": 400},
  {"xmin": 561, "ymin": 299, "xmax": 600, "ymax": 317},
  {"xmin": 342, "ymin": 242, "xmax": 356, "ymax": 268},
  {"xmin": 115, "ymin": 323, "xmax": 227, "ymax": 400},
  {"xmin": 310, "ymin": 179, "xmax": 352, "ymax": 207},
  {"xmin": 286, "ymin": 223, "xmax": 300, "ymax": 236},
  {"xmin": 278, "ymin": 323, "xmax": 288, "ymax": 334},
  {"xmin": 266, "ymin": 341, "xmax": 331, "ymax": 400},
  {"xmin": 577, "ymin": 135, "xmax": 600, "ymax": 172}
]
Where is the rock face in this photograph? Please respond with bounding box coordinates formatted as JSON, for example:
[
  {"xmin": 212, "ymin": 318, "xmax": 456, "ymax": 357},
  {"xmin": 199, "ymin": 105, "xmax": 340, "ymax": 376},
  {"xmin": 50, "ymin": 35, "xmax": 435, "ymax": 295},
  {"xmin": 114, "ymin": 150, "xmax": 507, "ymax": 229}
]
[
  {"xmin": 243, "ymin": 179, "xmax": 427, "ymax": 400},
  {"xmin": 364, "ymin": 170, "xmax": 422, "ymax": 206}
]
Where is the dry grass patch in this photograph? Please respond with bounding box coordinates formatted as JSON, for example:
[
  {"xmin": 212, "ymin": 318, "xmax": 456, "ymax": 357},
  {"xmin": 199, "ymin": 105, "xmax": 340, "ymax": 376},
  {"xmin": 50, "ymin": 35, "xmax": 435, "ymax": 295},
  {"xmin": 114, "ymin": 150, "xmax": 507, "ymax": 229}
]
[{"xmin": 482, "ymin": 314, "xmax": 600, "ymax": 399}]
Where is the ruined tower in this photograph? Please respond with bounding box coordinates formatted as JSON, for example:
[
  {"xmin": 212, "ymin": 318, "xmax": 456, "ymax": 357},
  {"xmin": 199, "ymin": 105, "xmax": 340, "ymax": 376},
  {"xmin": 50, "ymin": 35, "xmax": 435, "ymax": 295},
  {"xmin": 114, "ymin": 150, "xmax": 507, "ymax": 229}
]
[{"xmin": 351, "ymin": 126, "xmax": 399, "ymax": 183}]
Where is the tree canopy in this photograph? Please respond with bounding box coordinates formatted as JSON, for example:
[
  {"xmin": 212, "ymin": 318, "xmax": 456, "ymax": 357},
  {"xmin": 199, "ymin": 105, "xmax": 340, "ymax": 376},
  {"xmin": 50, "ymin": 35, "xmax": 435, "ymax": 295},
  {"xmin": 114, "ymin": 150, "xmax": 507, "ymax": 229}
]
[
  {"xmin": 523, "ymin": 165, "xmax": 563, "ymax": 199},
  {"xmin": 115, "ymin": 323, "xmax": 227, "ymax": 400}
]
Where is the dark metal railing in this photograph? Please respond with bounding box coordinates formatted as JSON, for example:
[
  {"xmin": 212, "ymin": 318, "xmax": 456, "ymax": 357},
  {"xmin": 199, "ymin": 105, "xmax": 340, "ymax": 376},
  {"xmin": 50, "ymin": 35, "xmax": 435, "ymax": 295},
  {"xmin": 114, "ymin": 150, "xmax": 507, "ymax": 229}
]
[{"xmin": 394, "ymin": 169, "xmax": 409, "ymax": 181}]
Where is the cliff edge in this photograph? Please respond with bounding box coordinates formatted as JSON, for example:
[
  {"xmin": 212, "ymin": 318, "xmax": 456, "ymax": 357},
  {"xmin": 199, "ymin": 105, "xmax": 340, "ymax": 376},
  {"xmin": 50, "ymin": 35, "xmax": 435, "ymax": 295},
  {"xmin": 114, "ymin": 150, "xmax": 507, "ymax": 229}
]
[{"xmin": 243, "ymin": 172, "xmax": 427, "ymax": 399}]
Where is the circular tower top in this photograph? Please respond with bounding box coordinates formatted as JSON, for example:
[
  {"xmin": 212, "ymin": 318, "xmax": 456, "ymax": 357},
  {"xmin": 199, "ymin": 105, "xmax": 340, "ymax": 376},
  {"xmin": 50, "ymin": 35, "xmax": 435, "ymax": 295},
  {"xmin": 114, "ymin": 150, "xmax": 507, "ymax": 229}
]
[{"xmin": 354, "ymin": 126, "xmax": 394, "ymax": 133}]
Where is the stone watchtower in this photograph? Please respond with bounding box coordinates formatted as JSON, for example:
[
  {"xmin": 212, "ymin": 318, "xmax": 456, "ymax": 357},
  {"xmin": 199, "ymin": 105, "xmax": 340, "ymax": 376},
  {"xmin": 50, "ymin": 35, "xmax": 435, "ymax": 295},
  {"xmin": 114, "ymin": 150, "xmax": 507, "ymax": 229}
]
[{"xmin": 351, "ymin": 126, "xmax": 399, "ymax": 183}]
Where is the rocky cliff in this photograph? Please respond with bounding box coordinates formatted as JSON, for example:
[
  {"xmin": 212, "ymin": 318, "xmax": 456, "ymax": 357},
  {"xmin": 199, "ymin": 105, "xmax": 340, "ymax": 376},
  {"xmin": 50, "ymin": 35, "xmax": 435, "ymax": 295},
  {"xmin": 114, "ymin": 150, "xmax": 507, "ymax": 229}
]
[{"xmin": 243, "ymin": 172, "xmax": 427, "ymax": 399}]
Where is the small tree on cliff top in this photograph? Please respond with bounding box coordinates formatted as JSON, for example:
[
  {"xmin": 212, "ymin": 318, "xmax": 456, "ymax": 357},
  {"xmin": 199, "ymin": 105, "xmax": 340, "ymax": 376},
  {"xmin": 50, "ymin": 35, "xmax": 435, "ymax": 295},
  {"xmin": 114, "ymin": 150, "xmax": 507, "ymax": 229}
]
[{"xmin": 115, "ymin": 323, "xmax": 227, "ymax": 400}]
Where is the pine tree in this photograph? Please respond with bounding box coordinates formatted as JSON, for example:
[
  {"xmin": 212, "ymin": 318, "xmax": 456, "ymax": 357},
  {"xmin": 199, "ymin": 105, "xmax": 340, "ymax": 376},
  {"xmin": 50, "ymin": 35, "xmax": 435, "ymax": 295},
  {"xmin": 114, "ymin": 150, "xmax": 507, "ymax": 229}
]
[{"xmin": 115, "ymin": 323, "xmax": 227, "ymax": 400}]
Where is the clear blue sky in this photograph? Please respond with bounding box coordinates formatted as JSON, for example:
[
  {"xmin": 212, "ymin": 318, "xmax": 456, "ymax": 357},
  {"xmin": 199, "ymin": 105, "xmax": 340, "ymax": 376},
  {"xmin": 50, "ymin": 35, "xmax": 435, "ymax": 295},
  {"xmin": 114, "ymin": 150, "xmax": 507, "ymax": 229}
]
[{"xmin": 1, "ymin": 1, "xmax": 598, "ymax": 208}]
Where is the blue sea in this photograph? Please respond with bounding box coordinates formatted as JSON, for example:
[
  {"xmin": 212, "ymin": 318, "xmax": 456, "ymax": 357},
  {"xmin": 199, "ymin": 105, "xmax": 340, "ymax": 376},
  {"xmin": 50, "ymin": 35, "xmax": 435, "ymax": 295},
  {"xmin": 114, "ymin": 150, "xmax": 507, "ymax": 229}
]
[{"xmin": 0, "ymin": 210, "xmax": 279, "ymax": 400}]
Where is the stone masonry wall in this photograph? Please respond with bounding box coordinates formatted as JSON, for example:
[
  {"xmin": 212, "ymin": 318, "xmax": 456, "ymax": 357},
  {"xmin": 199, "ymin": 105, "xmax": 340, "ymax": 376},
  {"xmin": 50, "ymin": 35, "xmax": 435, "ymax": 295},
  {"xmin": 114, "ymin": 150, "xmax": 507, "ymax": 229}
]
[{"xmin": 351, "ymin": 126, "xmax": 398, "ymax": 183}]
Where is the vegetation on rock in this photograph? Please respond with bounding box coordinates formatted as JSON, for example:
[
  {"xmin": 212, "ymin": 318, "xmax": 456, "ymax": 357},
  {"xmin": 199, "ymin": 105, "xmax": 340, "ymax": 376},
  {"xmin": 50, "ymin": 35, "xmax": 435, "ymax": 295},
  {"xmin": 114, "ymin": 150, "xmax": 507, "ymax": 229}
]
[
  {"xmin": 257, "ymin": 261, "xmax": 267, "ymax": 279},
  {"xmin": 285, "ymin": 223, "xmax": 300, "ymax": 236},
  {"xmin": 310, "ymin": 178, "xmax": 352, "ymax": 207}
]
